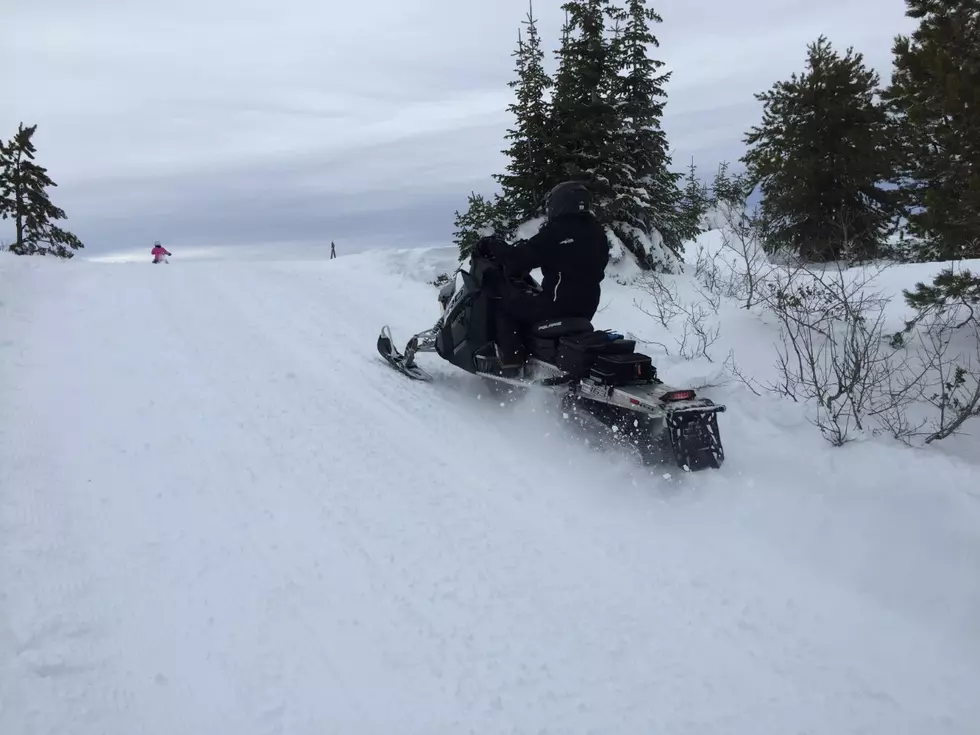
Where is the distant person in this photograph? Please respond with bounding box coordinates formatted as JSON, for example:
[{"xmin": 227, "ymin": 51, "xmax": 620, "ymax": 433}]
[
  {"xmin": 330, "ymin": 241, "xmax": 336, "ymax": 259},
  {"xmin": 151, "ymin": 241, "xmax": 171, "ymax": 264}
]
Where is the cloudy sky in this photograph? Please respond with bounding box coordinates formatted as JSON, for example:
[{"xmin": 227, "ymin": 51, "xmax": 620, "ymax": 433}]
[{"xmin": 2, "ymin": 0, "xmax": 915, "ymax": 255}]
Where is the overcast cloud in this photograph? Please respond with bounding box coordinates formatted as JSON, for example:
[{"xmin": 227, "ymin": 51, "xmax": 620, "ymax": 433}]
[{"xmin": 1, "ymin": 0, "xmax": 915, "ymax": 255}]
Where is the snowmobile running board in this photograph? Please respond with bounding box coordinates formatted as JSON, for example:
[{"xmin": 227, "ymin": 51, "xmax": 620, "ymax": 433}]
[
  {"xmin": 474, "ymin": 371, "xmax": 577, "ymax": 388},
  {"xmin": 486, "ymin": 357, "xmax": 727, "ymax": 423}
]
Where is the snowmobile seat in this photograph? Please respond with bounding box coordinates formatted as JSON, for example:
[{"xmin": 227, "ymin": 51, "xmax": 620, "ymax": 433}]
[{"xmin": 529, "ymin": 318, "xmax": 594, "ymax": 338}]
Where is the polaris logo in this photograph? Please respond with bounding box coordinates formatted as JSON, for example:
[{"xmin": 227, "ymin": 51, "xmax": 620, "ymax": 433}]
[
  {"xmin": 560, "ymin": 238, "xmax": 574, "ymax": 244},
  {"xmin": 539, "ymin": 321, "xmax": 563, "ymax": 329}
]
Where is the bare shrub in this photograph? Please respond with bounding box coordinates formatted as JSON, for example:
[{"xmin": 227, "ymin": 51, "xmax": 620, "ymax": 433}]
[
  {"xmin": 634, "ymin": 275, "xmax": 721, "ymax": 362},
  {"xmin": 883, "ymin": 296, "xmax": 980, "ymax": 445},
  {"xmin": 760, "ymin": 259, "xmax": 896, "ymax": 445}
]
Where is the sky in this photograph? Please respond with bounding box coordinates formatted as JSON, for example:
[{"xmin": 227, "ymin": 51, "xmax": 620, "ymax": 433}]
[{"xmin": 1, "ymin": 0, "xmax": 916, "ymax": 256}]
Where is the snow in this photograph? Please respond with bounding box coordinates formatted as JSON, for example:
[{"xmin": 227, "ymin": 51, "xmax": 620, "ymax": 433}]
[
  {"xmin": 2, "ymin": 241, "xmax": 979, "ymax": 734},
  {"xmin": 512, "ymin": 215, "xmax": 547, "ymax": 241},
  {"xmin": 664, "ymin": 231, "xmax": 980, "ymax": 455}
]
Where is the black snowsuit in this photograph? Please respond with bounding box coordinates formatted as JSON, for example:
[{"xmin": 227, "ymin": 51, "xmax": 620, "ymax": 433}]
[{"xmin": 484, "ymin": 212, "xmax": 609, "ymax": 366}]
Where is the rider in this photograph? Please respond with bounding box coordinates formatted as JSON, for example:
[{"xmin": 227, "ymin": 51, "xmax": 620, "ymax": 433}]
[
  {"xmin": 151, "ymin": 241, "xmax": 171, "ymax": 264},
  {"xmin": 477, "ymin": 181, "xmax": 609, "ymax": 371}
]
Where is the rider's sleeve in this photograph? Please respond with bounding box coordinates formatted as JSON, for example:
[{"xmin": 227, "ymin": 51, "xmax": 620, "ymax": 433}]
[{"xmin": 496, "ymin": 223, "xmax": 559, "ymax": 273}]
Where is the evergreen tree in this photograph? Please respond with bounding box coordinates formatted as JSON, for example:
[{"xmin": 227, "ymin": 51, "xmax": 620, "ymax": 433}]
[
  {"xmin": 451, "ymin": 0, "xmax": 688, "ymax": 272},
  {"xmin": 710, "ymin": 161, "xmax": 753, "ymax": 208},
  {"xmin": 677, "ymin": 159, "xmax": 709, "ymax": 235},
  {"xmin": 494, "ymin": 2, "xmax": 554, "ymax": 224},
  {"xmin": 741, "ymin": 37, "xmax": 897, "ymax": 262},
  {"xmin": 548, "ymin": 0, "xmax": 622, "ymax": 206},
  {"xmin": 544, "ymin": 0, "xmax": 683, "ymax": 270},
  {"xmin": 0, "ymin": 123, "xmax": 84, "ymax": 258},
  {"xmin": 452, "ymin": 192, "xmax": 507, "ymax": 260},
  {"xmin": 904, "ymin": 267, "xmax": 980, "ymax": 314},
  {"xmin": 613, "ymin": 0, "xmax": 689, "ymax": 253},
  {"xmin": 882, "ymin": 0, "xmax": 980, "ymax": 262}
]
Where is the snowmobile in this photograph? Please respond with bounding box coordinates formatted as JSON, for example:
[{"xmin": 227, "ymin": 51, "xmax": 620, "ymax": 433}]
[{"xmin": 377, "ymin": 252, "xmax": 726, "ymax": 472}]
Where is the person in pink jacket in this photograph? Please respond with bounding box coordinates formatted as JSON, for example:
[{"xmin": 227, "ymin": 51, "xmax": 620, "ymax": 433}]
[{"xmin": 151, "ymin": 241, "xmax": 171, "ymax": 264}]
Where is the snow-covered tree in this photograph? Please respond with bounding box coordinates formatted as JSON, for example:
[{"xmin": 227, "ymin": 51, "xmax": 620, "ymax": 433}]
[
  {"xmin": 0, "ymin": 123, "xmax": 84, "ymax": 258},
  {"xmin": 612, "ymin": 0, "xmax": 690, "ymax": 258},
  {"xmin": 493, "ymin": 2, "xmax": 554, "ymax": 226},
  {"xmin": 548, "ymin": 0, "xmax": 622, "ymax": 199},
  {"xmin": 544, "ymin": 0, "xmax": 682, "ymax": 271},
  {"xmin": 451, "ymin": 0, "xmax": 688, "ymax": 272}
]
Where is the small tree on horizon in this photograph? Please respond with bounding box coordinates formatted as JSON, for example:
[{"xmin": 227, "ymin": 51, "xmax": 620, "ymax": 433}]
[
  {"xmin": 0, "ymin": 123, "xmax": 84, "ymax": 258},
  {"xmin": 677, "ymin": 158, "xmax": 709, "ymax": 235}
]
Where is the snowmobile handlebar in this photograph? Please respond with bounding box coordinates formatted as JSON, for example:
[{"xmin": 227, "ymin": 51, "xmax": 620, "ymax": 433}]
[
  {"xmin": 468, "ymin": 251, "xmax": 539, "ymax": 294},
  {"xmin": 473, "ymin": 235, "xmax": 503, "ymax": 259}
]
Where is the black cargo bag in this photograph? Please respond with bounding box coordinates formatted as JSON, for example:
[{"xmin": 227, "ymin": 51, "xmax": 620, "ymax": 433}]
[
  {"xmin": 589, "ymin": 352, "xmax": 655, "ymax": 385},
  {"xmin": 528, "ymin": 335, "xmax": 559, "ymax": 361},
  {"xmin": 555, "ymin": 330, "xmax": 636, "ymax": 377}
]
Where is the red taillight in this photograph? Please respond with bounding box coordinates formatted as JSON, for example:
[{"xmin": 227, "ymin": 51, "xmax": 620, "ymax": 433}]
[{"xmin": 661, "ymin": 389, "xmax": 695, "ymax": 402}]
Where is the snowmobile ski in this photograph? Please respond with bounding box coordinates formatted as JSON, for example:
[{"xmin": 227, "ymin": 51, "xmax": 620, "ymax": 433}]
[{"xmin": 377, "ymin": 326, "xmax": 432, "ymax": 381}]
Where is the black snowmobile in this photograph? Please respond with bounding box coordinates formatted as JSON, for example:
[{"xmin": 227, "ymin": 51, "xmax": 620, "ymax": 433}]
[{"xmin": 377, "ymin": 252, "xmax": 726, "ymax": 472}]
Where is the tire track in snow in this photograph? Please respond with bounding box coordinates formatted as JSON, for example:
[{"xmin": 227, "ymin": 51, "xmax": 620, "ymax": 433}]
[
  {"xmin": 160, "ymin": 265, "xmax": 544, "ymax": 726},
  {"xmin": 124, "ymin": 264, "xmax": 480, "ymax": 731},
  {"xmin": 110, "ymin": 266, "xmax": 412, "ymax": 733},
  {"xmin": 0, "ymin": 269, "xmax": 126, "ymax": 735}
]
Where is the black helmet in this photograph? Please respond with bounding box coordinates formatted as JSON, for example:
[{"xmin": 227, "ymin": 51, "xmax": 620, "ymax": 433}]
[{"xmin": 545, "ymin": 181, "xmax": 591, "ymax": 220}]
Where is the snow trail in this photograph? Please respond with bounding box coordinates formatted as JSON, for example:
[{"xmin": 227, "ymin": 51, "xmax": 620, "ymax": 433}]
[{"xmin": 1, "ymin": 253, "xmax": 979, "ymax": 734}]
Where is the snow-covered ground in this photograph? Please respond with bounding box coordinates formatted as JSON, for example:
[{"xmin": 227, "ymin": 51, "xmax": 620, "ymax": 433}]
[{"xmin": 1, "ymin": 242, "xmax": 979, "ymax": 734}]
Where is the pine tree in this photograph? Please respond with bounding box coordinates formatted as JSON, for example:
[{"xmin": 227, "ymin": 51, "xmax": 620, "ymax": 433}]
[
  {"xmin": 710, "ymin": 161, "xmax": 754, "ymax": 209},
  {"xmin": 548, "ymin": 0, "xmax": 622, "ymax": 206},
  {"xmin": 494, "ymin": 2, "xmax": 554, "ymax": 224},
  {"xmin": 904, "ymin": 267, "xmax": 980, "ymax": 314},
  {"xmin": 452, "ymin": 0, "xmax": 687, "ymax": 272},
  {"xmin": 741, "ymin": 37, "xmax": 897, "ymax": 262},
  {"xmin": 882, "ymin": 0, "xmax": 980, "ymax": 262},
  {"xmin": 452, "ymin": 192, "xmax": 507, "ymax": 260},
  {"xmin": 613, "ymin": 0, "xmax": 689, "ymax": 253},
  {"xmin": 544, "ymin": 0, "xmax": 683, "ymax": 270},
  {"xmin": 0, "ymin": 123, "xmax": 84, "ymax": 258},
  {"xmin": 677, "ymin": 159, "xmax": 709, "ymax": 235}
]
